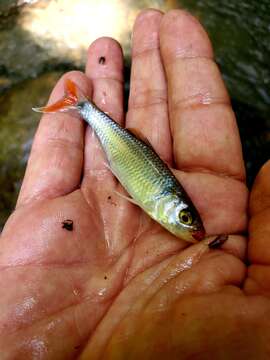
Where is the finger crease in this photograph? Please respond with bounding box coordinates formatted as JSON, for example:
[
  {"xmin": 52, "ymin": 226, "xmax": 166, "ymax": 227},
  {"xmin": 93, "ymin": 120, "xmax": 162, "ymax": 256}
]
[
  {"xmin": 132, "ymin": 46, "xmax": 160, "ymax": 60},
  {"xmin": 165, "ymin": 54, "xmax": 214, "ymax": 68},
  {"xmin": 170, "ymin": 92, "xmax": 230, "ymax": 112},
  {"xmin": 33, "ymin": 136, "xmax": 83, "ymax": 154},
  {"xmin": 128, "ymin": 98, "xmax": 167, "ymax": 111},
  {"xmin": 90, "ymin": 76, "xmax": 124, "ymax": 84},
  {"xmin": 128, "ymin": 89, "xmax": 167, "ymax": 110},
  {"xmin": 176, "ymin": 166, "xmax": 246, "ymax": 183},
  {"xmin": 17, "ymin": 185, "xmax": 78, "ymax": 208}
]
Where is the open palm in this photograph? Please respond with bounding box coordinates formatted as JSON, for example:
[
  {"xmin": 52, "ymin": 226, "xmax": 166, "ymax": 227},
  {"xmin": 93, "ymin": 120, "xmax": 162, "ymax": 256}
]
[{"xmin": 1, "ymin": 9, "xmax": 270, "ymax": 359}]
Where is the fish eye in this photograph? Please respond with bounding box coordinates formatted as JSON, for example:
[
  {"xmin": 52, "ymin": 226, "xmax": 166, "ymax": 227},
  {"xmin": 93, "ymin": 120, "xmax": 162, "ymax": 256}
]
[{"xmin": 179, "ymin": 209, "xmax": 193, "ymax": 225}]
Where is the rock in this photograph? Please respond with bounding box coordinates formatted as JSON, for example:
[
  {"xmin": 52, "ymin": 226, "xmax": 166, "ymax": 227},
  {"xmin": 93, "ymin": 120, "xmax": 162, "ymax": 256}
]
[{"xmin": 1, "ymin": 0, "xmax": 269, "ymax": 111}]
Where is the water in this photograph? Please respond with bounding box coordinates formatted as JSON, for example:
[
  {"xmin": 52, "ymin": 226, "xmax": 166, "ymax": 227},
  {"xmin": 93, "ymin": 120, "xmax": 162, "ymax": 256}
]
[{"xmin": 0, "ymin": 0, "xmax": 269, "ymax": 228}]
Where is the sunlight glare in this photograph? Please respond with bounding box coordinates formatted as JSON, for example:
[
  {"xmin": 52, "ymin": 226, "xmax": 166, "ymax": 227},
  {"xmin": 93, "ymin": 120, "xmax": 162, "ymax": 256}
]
[{"xmin": 19, "ymin": 0, "xmax": 129, "ymax": 64}]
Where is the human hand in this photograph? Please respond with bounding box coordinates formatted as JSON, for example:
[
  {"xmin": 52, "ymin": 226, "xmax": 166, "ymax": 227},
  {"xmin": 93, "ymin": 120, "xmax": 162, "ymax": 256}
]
[{"xmin": 1, "ymin": 9, "xmax": 269, "ymax": 359}]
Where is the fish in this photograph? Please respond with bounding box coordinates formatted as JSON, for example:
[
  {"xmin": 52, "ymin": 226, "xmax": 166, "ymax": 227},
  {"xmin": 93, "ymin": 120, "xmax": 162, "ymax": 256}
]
[{"xmin": 33, "ymin": 79, "xmax": 205, "ymax": 243}]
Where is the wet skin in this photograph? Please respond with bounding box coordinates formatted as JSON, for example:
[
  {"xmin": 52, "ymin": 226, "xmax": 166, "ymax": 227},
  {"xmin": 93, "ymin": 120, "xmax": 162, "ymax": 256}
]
[{"xmin": 0, "ymin": 9, "xmax": 270, "ymax": 359}]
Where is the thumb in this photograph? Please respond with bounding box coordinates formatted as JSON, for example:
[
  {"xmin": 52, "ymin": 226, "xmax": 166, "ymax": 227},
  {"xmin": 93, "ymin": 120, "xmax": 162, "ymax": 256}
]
[{"xmin": 244, "ymin": 160, "xmax": 270, "ymax": 294}]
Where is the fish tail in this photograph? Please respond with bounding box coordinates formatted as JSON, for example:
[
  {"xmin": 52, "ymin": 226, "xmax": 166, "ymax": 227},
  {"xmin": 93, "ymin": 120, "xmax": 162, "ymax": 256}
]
[{"xmin": 32, "ymin": 79, "xmax": 86, "ymax": 114}]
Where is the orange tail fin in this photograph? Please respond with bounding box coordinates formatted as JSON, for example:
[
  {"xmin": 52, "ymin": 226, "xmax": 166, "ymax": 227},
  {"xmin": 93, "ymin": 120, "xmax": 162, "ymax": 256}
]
[{"xmin": 32, "ymin": 79, "xmax": 81, "ymax": 113}]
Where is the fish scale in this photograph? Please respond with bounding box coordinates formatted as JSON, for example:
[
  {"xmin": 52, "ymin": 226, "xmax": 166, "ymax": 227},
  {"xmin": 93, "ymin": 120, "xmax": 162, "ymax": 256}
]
[{"xmin": 79, "ymin": 101, "xmax": 180, "ymax": 205}]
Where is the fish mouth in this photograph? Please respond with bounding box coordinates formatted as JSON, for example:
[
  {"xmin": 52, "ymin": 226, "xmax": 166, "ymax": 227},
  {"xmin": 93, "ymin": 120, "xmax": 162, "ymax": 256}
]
[{"xmin": 192, "ymin": 229, "xmax": 206, "ymax": 241}]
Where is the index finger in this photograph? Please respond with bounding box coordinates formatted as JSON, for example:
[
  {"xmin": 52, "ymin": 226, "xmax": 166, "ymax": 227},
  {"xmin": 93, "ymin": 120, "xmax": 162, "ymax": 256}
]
[
  {"xmin": 17, "ymin": 71, "xmax": 91, "ymax": 207},
  {"xmin": 160, "ymin": 10, "xmax": 245, "ymax": 180}
]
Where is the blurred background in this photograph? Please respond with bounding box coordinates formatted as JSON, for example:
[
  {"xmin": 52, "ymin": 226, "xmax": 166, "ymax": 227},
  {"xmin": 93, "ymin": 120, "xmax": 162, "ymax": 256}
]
[{"xmin": 0, "ymin": 0, "xmax": 269, "ymax": 229}]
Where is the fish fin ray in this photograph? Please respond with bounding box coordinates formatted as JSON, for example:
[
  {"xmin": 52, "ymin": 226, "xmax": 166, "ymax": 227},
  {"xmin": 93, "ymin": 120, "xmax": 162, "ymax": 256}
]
[
  {"xmin": 65, "ymin": 79, "xmax": 88, "ymax": 103},
  {"xmin": 103, "ymin": 161, "xmax": 115, "ymax": 175},
  {"xmin": 113, "ymin": 190, "xmax": 139, "ymax": 206},
  {"xmin": 32, "ymin": 79, "xmax": 87, "ymax": 114}
]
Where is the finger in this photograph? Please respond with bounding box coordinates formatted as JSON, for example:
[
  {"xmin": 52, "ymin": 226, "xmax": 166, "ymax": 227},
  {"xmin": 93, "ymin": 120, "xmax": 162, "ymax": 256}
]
[
  {"xmin": 149, "ymin": 251, "xmax": 245, "ymax": 309},
  {"xmin": 17, "ymin": 71, "xmax": 91, "ymax": 207},
  {"xmin": 160, "ymin": 10, "xmax": 245, "ymax": 180},
  {"xmin": 249, "ymin": 160, "xmax": 270, "ymax": 216},
  {"xmin": 244, "ymin": 161, "xmax": 270, "ymax": 295},
  {"xmin": 82, "ymin": 37, "xmax": 124, "ymax": 188},
  {"xmin": 246, "ymin": 160, "xmax": 270, "ymax": 267},
  {"xmin": 81, "ymin": 38, "xmax": 139, "ymax": 255},
  {"xmin": 126, "ymin": 9, "xmax": 172, "ymax": 164}
]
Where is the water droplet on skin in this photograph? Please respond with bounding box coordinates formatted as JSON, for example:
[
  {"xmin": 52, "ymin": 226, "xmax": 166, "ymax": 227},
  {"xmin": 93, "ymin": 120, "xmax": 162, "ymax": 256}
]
[
  {"xmin": 184, "ymin": 257, "xmax": 193, "ymax": 268},
  {"xmin": 98, "ymin": 287, "xmax": 107, "ymax": 297},
  {"xmin": 27, "ymin": 337, "xmax": 48, "ymax": 359},
  {"xmin": 201, "ymin": 92, "xmax": 212, "ymax": 104},
  {"xmin": 15, "ymin": 297, "xmax": 37, "ymax": 318},
  {"xmin": 46, "ymin": 318, "xmax": 62, "ymax": 331},
  {"xmin": 73, "ymin": 288, "xmax": 80, "ymax": 296},
  {"xmin": 101, "ymin": 91, "xmax": 107, "ymax": 105}
]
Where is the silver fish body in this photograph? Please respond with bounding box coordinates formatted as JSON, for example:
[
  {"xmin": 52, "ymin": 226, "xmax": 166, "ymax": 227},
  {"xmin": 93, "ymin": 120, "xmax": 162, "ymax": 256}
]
[{"xmin": 78, "ymin": 101, "xmax": 205, "ymax": 242}]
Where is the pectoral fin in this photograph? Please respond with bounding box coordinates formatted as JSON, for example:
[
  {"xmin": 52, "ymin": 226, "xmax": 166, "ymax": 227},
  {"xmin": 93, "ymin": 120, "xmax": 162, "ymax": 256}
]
[{"xmin": 113, "ymin": 190, "xmax": 139, "ymax": 206}]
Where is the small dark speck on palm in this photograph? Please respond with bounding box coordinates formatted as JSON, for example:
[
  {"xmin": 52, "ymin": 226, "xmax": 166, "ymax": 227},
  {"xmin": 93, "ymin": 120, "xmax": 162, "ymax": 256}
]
[
  {"xmin": 107, "ymin": 195, "xmax": 117, "ymax": 205},
  {"xmin": 99, "ymin": 56, "xmax": 106, "ymax": 65},
  {"xmin": 62, "ymin": 219, "xmax": 73, "ymax": 231}
]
